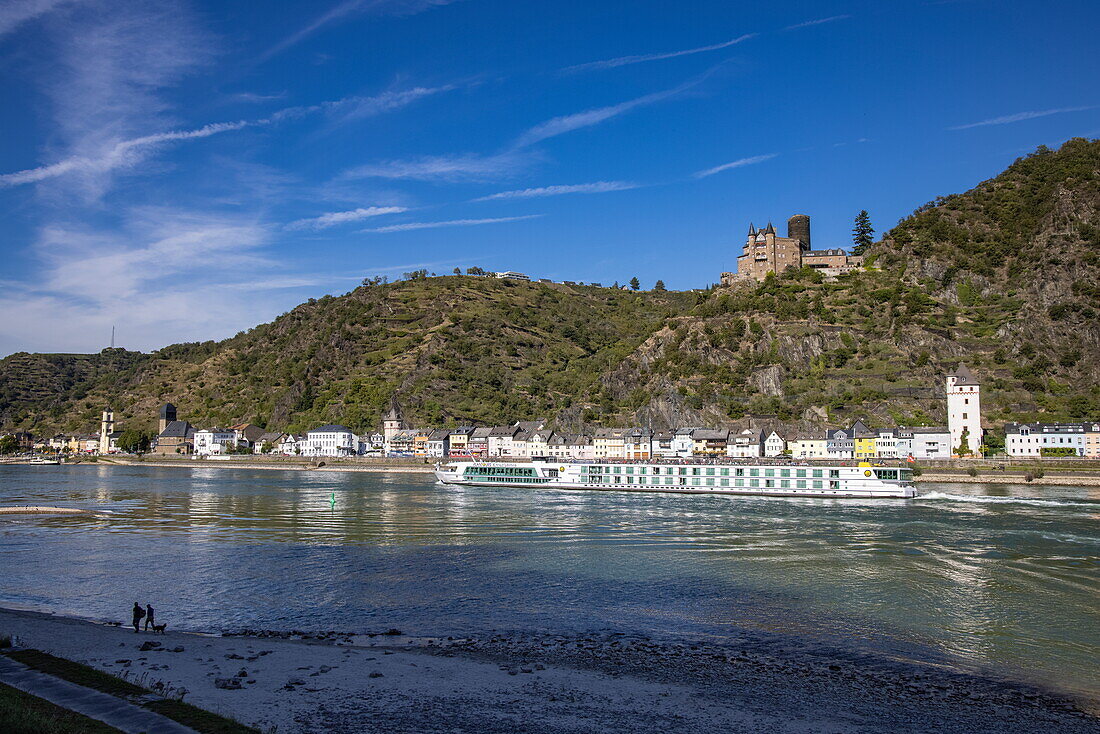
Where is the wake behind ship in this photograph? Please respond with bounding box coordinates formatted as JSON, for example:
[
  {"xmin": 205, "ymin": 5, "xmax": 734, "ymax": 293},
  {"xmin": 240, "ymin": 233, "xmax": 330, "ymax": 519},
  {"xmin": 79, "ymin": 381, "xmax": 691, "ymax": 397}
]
[{"xmin": 435, "ymin": 460, "xmax": 917, "ymax": 499}]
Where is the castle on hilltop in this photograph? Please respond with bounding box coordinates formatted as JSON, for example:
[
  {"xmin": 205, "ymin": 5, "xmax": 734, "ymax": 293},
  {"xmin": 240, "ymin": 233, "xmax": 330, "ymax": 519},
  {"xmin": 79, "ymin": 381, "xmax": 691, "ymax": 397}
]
[{"xmin": 721, "ymin": 214, "xmax": 864, "ymax": 284}]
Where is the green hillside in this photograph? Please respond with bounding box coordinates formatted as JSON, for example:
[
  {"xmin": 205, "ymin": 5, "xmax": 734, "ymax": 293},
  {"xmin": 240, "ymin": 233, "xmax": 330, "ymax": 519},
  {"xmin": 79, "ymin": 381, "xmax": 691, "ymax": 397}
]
[
  {"xmin": 1, "ymin": 138, "xmax": 1097, "ymax": 439},
  {"xmin": 0, "ymin": 278, "xmax": 695, "ymax": 434}
]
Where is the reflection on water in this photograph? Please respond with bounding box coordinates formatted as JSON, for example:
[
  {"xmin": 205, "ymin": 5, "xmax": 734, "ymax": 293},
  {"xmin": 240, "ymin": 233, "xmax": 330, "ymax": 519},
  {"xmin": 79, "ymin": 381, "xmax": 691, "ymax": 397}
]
[{"xmin": 1, "ymin": 464, "xmax": 1098, "ymax": 701}]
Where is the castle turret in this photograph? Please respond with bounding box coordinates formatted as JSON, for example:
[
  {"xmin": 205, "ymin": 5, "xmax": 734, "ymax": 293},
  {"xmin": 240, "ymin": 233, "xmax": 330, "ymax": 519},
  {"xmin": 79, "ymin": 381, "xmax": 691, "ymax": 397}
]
[{"xmin": 787, "ymin": 214, "xmax": 810, "ymax": 250}]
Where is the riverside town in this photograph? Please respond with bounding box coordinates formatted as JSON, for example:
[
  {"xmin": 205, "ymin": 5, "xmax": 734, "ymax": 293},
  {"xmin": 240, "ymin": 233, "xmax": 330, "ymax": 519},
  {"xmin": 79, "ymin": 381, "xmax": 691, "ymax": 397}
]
[{"xmin": 13, "ymin": 365, "xmax": 1098, "ymax": 461}]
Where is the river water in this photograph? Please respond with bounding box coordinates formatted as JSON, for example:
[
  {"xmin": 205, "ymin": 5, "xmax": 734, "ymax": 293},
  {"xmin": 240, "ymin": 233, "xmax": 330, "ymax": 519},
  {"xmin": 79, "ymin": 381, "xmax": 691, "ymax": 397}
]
[{"xmin": 1, "ymin": 464, "xmax": 1097, "ymax": 701}]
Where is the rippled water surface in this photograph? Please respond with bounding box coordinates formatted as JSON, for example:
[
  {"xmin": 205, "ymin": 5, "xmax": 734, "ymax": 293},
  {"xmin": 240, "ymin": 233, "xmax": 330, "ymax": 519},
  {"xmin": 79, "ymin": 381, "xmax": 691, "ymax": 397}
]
[{"xmin": 1, "ymin": 464, "xmax": 1098, "ymax": 700}]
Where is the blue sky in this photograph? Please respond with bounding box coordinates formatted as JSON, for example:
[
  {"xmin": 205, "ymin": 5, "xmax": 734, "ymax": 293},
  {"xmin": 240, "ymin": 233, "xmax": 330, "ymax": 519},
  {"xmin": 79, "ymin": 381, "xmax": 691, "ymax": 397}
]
[{"xmin": 1, "ymin": 0, "xmax": 1097, "ymax": 356}]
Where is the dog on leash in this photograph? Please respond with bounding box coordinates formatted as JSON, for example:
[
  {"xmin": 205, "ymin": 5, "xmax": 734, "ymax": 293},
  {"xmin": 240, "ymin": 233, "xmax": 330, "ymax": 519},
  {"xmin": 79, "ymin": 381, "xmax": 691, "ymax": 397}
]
[{"xmin": 151, "ymin": 623, "xmax": 167, "ymax": 634}]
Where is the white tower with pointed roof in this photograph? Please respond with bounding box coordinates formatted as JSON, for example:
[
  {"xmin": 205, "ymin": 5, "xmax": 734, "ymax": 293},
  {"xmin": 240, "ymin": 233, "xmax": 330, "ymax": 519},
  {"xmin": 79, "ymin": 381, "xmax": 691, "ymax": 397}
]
[
  {"xmin": 382, "ymin": 401, "xmax": 405, "ymax": 443},
  {"xmin": 946, "ymin": 364, "xmax": 983, "ymax": 455}
]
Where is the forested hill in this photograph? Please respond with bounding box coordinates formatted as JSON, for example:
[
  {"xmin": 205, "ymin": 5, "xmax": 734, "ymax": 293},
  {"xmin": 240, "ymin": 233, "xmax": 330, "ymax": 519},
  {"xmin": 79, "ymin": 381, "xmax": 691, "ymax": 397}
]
[{"xmin": 2, "ymin": 138, "xmax": 1098, "ymax": 438}]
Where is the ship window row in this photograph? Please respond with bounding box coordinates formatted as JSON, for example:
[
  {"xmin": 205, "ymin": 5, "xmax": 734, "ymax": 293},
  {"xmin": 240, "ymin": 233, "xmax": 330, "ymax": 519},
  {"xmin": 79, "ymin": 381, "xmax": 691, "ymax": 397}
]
[
  {"xmin": 582, "ymin": 466, "xmax": 828, "ymax": 479},
  {"xmin": 583, "ymin": 476, "xmax": 826, "ymax": 490},
  {"xmin": 465, "ymin": 466, "xmax": 537, "ymax": 477}
]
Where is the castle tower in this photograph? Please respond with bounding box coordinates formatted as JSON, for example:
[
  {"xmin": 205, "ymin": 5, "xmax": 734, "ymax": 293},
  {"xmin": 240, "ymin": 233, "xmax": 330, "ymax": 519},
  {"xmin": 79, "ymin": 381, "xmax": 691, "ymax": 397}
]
[
  {"xmin": 383, "ymin": 400, "xmax": 405, "ymax": 442},
  {"xmin": 787, "ymin": 214, "xmax": 811, "ymax": 250},
  {"xmin": 159, "ymin": 403, "xmax": 177, "ymax": 434},
  {"xmin": 946, "ymin": 364, "xmax": 983, "ymax": 456},
  {"xmin": 99, "ymin": 407, "xmax": 115, "ymax": 454}
]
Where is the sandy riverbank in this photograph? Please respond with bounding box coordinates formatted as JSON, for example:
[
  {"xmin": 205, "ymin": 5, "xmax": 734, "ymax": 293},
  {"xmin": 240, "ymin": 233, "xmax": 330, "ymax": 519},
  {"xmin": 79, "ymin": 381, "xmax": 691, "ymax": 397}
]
[{"xmin": 0, "ymin": 607, "xmax": 1094, "ymax": 733}]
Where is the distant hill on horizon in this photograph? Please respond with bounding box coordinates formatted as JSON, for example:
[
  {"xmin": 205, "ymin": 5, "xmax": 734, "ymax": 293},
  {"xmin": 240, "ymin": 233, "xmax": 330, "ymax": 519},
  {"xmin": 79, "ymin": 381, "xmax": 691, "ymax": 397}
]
[{"xmin": 2, "ymin": 138, "xmax": 1098, "ymax": 439}]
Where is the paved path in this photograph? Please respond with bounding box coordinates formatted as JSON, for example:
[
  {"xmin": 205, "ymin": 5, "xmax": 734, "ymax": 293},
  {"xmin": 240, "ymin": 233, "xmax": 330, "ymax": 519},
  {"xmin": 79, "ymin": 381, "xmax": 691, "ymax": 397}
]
[{"xmin": 0, "ymin": 654, "xmax": 197, "ymax": 734}]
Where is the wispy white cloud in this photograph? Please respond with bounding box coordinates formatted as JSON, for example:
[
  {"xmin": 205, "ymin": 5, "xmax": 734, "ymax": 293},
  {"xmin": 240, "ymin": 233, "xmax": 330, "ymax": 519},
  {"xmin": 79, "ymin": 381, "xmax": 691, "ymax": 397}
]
[
  {"xmin": 319, "ymin": 85, "xmax": 456, "ymax": 126},
  {"xmin": 2, "ymin": 84, "xmax": 453, "ymax": 190},
  {"xmin": 363, "ymin": 215, "xmax": 542, "ymax": 233},
  {"xmin": 0, "ymin": 120, "xmax": 253, "ymax": 187},
  {"xmin": 231, "ymin": 91, "xmax": 288, "ymax": 104},
  {"xmin": 261, "ymin": 0, "xmax": 460, "ymax": 61},
  {"xmin": 0, "ymin": 205, "xmax": 479, "ymax": 353},
  {"xmin": 474, "ymin": 181, "xmax": 637, "ymax": 201},
  {"xmin": 24, "ymin": 1, "xmax": 214, "ymax": 200},
  {"xmin": 5, "ymin": 0, "xmax": 450, "ymax": 199},
  {"xmin": 694, "ymin": 153, "xmax": 778, "ymax": 178},
  {"xmin": 563, "ymin": 33, "xmax": 756, "ymax": 73},
  {"xmin": 343, "ymin": 74, "xmax": 707, "ymax": 184},
  {"xmin": 785, "ymin": 15, "xmax": 851, "ymax": 31},
  {"xmin": 285, "ymin": 205, "xmax": 407, "ymax": 230},
  {"xmin": 343, "ymin": 152, "xmax": 531, "ymax": 182},
  {"xmin": 0, "ymin": 0, "xmax": 79, "ymax": 37},
  {"xmin": 218, "ymin": 276, "xmax": 341, "ymax": 291},
  {"xmin": 0, "ymin": 208, "xmax": 293, "ymax": 354},
  {"xmin": 512, "ymin": 79, "xmax": 700, "ymax": 149},
  {"xmin": 947, "ymin": 105, "xmax": 1096, "ymax": 130}
]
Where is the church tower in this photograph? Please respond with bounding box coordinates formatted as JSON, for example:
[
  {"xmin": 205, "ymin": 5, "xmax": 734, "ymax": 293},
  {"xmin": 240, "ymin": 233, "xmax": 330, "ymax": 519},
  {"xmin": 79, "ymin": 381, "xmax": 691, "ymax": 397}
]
[
  {"xmin": 99, "ymin": 407, "xmax": 115, "ymax": 454},
  {"xmin": 382, "ymin": 400, "xmax": 405, "ymax": 442},
  {"xmin": 159, "ymin": 403, "xmax": 177, "ymax": 434},
  {"xmin": 946, "ymin": 364, "xmax": 983, "ymax": 455}
]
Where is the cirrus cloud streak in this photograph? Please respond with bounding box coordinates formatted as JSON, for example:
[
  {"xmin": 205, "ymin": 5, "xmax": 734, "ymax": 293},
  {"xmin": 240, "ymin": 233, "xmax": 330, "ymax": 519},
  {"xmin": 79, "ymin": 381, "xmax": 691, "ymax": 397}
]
[
  {"xmin": 474, "ymin": 181, "xmax": 637, "ymax": 201},
  {"xmin": 948, "ymin": 105, "xmax": 1096, "ymax": 130},
  {"xmin": 362, "ymin": 215, "xmax": 542, "ymax": 233},
  {"xmin": 694, "ymin": 153, "xmax": 778, "ymax": 178},
  {"xmin": 564, "ymin": 33, "xmax": 756, "ymax": 73},
  {"xmin": 0, "ymin": 121, "xmax": 253, "ymax": 187},
  {"xmin": 785, "ymin": 15, "xmax": 851, "ymax": 31},
  {"xmin": 1, "ymin": 85, "xmax": 455, "ymax": 190},
  {"xmin": 285, "ymin": 206, "xmax": 407, "ymax": 230}
]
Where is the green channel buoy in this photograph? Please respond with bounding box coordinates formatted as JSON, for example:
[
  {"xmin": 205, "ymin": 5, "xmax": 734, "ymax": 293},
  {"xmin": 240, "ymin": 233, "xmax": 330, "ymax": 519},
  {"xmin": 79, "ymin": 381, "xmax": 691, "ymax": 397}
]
[{"xmin": 330, "ymin": 491, "xmax": 336, "ymax": 509}]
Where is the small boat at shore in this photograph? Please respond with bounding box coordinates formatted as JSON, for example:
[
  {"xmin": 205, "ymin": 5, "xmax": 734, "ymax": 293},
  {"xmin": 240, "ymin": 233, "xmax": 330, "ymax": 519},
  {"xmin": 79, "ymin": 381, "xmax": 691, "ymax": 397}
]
[{"xmin": 434, "ymin": 460, "xmax": 917, "ymax": 499}]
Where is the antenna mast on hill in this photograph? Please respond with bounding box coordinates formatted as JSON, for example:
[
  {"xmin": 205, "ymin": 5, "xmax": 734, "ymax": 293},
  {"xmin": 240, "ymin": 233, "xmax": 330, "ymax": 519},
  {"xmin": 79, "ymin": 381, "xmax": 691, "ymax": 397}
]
[{"xmin": 110, "ymin": 325, "xmax": 115, "ymax": 349}]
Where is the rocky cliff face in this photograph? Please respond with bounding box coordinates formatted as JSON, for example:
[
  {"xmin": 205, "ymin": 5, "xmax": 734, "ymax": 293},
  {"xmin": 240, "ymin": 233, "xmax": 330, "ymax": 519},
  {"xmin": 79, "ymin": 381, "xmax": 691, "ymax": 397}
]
[{"xmin": 2, "ymin": 139, "xmax": 1098, "ymax": 438}]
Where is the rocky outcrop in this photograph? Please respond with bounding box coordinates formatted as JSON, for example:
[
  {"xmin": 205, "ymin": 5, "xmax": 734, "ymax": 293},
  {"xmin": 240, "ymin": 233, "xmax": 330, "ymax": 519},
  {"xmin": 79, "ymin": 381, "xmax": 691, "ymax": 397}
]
[{"xmin": 749, "ymin": 366, "xmax": 785, "ymax": 397}]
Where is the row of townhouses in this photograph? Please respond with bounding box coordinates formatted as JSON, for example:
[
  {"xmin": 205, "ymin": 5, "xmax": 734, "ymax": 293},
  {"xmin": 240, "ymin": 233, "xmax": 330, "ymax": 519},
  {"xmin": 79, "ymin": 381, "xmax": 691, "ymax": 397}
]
[
  {"xmin": 1004, "ymin": 422, "xmax": 1100, "ymax": 458},
  {"xmin": 379, "ymin": 421, "xmax": 959, "ymax": 461}
]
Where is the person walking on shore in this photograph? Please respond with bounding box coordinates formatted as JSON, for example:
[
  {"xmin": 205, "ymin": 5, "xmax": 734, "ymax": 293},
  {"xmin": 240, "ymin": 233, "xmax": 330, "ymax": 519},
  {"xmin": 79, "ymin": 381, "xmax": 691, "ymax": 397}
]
[
  {"xmin": 144, "ymin": 604, "xmax": 155, "ymax": 632},
  {"xmin": 132, "ymin": 602, "xmax": 145, "ymax": 633}
]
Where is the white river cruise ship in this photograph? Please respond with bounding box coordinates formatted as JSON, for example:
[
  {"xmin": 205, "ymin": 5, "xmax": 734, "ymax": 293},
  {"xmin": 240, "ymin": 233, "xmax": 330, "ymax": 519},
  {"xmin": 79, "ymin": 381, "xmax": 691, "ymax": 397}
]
[{"xmin": 434, "ymin": 460, "xmax": 917, "ymax": 499}]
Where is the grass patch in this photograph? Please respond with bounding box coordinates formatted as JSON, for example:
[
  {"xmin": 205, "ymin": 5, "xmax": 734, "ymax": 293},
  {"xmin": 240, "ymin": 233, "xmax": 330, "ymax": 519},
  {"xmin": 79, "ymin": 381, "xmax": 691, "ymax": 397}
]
[
  {"xmin": 4, "ymin": 650, "xmax": 145, "ymax": 698},
  {"xmin": 0, "ymin": 681, "xmax": 119, "ymax": 733},
  {"xmin": 145, "ymin": 699, "xmax": 257, "ymax": 734},
  {"xmin": 3, "ymin": 650, "xmax": 257, "ymax": 734}
]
